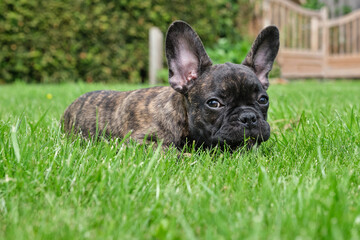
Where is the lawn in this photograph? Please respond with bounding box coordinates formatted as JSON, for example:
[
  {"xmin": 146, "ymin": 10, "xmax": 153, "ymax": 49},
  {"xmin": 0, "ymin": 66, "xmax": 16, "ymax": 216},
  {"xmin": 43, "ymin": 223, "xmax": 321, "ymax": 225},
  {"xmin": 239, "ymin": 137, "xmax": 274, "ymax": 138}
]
[{"xmin": 0, "ymin": 81, "xmax": 359, "ymax": 239}]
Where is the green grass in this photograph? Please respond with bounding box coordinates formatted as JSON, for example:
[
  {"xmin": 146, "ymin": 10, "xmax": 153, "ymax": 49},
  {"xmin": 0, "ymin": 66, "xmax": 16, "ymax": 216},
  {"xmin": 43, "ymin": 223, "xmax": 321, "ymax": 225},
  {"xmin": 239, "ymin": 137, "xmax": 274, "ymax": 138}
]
[{"xmin": 0, "ymin": 81, "xmax": 360, "ymax": 239}]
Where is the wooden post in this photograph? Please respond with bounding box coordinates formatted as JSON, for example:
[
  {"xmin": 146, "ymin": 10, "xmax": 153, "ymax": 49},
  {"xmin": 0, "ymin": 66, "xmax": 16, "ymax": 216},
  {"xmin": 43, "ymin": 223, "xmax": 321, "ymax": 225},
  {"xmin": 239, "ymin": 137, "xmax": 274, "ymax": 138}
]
[
  {"xmin": 263, "ymin": 0, "xmax": 271, "ymax": 27},
  {"xmin": 334, "ymin": 27, "xmax": 339, "ymax": 54},
  {"xmin": 286, "ymin": 8, "xmax": 291, "ymax": 48},
  {"xmin": 291, "ymin": 13, "xmax": 297, "ymax": 48},
  {"xmin": 310, "ymin": 17, "xmax": 319, "ymax": 51},
  {"xmin": 320, "ymin": 7, "xmax": 328, "ymax": 78},
  {"xmin": 352, "ymin": 20, "xmax": 357, "ymax": 54},
  {"xmin": 346, "ymin": 22, "xmax": 351, "ymax": 54},
  {"xmin": 355, "ymin": 17, "xmax": 360, "ymax": 54},
  {"xmin": 149, "ymin": 27, "xmax": 163, "ymax": 85},
  {"xmin": 298, "ymin": 15, "xmax": 303, "ymax": 49},
  {"xmin": 280, "ymin": 4, "xmax": 286, "ymax": 47}
]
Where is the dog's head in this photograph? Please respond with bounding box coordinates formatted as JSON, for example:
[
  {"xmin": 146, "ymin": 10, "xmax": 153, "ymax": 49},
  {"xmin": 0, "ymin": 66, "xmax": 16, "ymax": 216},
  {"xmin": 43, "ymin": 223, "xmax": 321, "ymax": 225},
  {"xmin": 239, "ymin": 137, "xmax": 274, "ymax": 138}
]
[{"xmin": 165, "ymin": 21, "xmax": 279, "ymax": 149}]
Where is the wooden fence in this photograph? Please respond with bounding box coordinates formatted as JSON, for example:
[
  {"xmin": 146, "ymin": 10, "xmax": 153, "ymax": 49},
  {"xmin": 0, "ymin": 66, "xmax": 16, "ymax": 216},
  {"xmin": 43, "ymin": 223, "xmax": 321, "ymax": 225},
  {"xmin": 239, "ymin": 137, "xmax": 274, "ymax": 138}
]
[{"xmin": 263, "ymin": 0, "xmax": 360, "ymax": 78}]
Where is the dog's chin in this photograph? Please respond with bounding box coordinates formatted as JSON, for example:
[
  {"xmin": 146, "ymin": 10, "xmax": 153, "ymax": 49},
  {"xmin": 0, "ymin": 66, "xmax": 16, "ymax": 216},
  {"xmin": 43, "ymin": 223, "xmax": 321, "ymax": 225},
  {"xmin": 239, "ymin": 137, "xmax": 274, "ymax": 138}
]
[
  {"xmin": 210, "ymin": 121, "xmax": 271, "ymax": 150},
  {"xmin": 211, "ymin": 130, "xmax": 270, "ymax": 150},
  {"xmin": 218, "ymin": 137, "xmax": 262, "ymax": 150}
]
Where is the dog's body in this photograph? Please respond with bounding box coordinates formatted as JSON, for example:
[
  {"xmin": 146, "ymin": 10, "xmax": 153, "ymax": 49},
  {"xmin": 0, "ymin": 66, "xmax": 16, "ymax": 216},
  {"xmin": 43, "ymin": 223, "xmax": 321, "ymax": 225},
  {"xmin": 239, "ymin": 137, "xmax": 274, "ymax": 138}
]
[
  {"xmin": 63, "ymin": 21, "xmax": 279, "ymax": 149},
  {"xmin": 63, "ymin": 86, "xmax": 189, "ymax": 147}
]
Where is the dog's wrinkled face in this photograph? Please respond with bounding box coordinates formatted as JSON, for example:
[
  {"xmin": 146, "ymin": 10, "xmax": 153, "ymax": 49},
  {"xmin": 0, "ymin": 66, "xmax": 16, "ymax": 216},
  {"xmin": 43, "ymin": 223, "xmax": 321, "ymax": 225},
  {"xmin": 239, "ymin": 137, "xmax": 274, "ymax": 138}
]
[
  {"xmin": 166, "ymin": 21, "xmax": 279, "ymax": 149},
  {"xmin": 187, "ymin": 63, "xmax": 270, "ymax": 148}
]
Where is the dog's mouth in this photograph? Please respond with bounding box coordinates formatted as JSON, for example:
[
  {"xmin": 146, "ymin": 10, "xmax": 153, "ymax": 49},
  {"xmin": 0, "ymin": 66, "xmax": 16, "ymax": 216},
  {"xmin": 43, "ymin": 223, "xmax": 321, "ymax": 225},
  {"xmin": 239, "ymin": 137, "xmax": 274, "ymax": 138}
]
[
  {"xmin": 190, "ymin": 115, "xmax": 270, "ymax": 150},
  {"xmin": 220, "ymin": 136, "xmax": 262, "ymax": 150},
  {"xmin": 244, "ymin": 137, "xmax": 258, "ymax": 149},
  {"xmin": 210, "ymin": 122, "xmax": 270, "ymax": 150}
]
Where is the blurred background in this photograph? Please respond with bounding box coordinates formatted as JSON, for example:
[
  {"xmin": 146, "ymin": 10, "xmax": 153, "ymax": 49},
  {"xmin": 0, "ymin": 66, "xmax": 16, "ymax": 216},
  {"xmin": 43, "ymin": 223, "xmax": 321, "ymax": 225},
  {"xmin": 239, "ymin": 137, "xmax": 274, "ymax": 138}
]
[{"xmin": 0, "ymin": 0, "xmax": 359, "ymax": 84}]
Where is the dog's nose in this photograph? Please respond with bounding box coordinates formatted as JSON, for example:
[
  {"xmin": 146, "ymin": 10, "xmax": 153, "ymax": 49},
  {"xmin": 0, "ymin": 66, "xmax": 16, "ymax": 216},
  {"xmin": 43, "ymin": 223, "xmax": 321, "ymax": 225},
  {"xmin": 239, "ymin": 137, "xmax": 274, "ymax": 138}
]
[{"xmin": 239, "ymin": 112, "xmax": 257, "ymax": 128}]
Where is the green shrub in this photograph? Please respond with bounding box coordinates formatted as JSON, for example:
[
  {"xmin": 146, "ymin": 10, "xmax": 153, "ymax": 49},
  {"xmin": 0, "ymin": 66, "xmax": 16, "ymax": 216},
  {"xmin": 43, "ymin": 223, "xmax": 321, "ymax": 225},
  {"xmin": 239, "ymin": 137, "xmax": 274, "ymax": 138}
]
[
  {"xmin": 302, "ymin": 0, "xmax": 324, "ymax": 10},
  {"xmin": 0, "ymin": 0, "xmax": 255, "ymax": 83},
  {"xmin": 206, "ymin": 38, "xmax": 252, "ymax": 65},
  {"xmin": 208, "ymin": 38, "xmax": 281, "ymax": 78}
]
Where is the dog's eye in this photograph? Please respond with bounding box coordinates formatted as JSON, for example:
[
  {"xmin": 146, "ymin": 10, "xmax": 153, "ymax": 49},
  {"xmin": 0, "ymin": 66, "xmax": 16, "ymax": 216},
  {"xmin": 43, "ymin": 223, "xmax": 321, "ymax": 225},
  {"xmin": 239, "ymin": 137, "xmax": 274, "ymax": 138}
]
[
  {"xmin": 258, "ymin": 96, "xmax": 268, "ymax": 105},
  {"xmin": 207, "ymin": 99, "xmax": 222, "ymax": 108}
]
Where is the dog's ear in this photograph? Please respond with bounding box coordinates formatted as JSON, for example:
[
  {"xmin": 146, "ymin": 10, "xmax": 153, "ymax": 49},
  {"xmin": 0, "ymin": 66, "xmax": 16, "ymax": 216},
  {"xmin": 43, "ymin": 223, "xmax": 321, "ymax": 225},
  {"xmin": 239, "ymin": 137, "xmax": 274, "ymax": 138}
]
[
  {"xmin": 166, "ymin": 21, "xmax": 212, "ymax": 94},
  {"xmin": 242, "ymin": 26, "xmax": 279, "ymax": 90}
]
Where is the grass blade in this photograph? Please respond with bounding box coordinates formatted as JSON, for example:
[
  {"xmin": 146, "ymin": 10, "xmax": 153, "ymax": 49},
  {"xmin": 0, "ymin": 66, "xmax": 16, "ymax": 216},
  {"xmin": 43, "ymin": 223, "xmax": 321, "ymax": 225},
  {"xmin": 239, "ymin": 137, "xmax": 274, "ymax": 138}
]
[{"xmin": 11, "ymin": 124, "xmax": 21, "ymax": 163}]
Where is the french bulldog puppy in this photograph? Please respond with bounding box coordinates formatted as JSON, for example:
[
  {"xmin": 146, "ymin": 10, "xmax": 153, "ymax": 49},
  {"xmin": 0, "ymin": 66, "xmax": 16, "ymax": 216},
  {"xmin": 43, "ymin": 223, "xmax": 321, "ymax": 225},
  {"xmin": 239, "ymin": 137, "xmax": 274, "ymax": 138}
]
[{"xmin": 63, "ymin": 21, "xmax": 279, "ymax": 150}]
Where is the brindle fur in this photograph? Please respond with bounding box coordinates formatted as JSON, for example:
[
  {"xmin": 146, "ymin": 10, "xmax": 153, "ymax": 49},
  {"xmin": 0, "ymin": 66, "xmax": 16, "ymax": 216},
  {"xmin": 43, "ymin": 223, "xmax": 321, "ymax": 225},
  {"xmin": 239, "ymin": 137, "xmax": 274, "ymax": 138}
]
[
  {"xmin": 63, "ymin": 87, "xmax": 189, "ymax": 147},
  {"xmin": 63, "ymin": 21, "xmax": 279, "ymax": 149}
]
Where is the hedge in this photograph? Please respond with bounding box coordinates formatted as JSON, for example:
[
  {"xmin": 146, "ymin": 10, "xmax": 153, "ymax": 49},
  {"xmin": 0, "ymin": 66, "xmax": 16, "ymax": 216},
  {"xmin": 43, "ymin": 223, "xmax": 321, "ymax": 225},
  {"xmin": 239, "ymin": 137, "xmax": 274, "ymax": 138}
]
[{"xmin": 0, "ymin": 0, "xmax": 255, "ymax": 83}]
